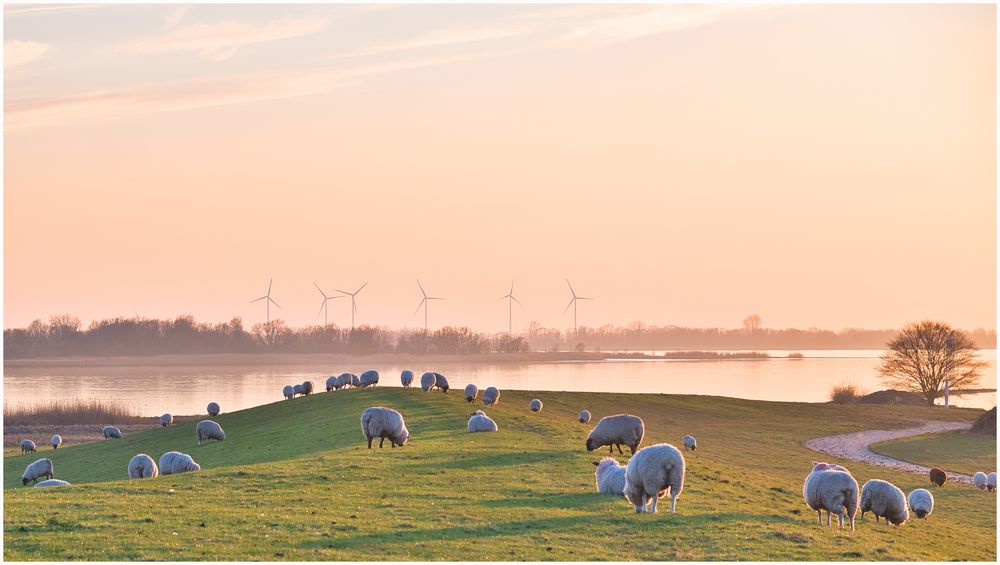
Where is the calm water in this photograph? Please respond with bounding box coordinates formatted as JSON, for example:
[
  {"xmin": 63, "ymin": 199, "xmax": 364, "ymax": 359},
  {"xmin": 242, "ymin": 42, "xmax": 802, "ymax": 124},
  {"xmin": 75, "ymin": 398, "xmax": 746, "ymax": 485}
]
[{"xmin": 4, "ymin": 350, "xmax": 995, "ymax": 416}]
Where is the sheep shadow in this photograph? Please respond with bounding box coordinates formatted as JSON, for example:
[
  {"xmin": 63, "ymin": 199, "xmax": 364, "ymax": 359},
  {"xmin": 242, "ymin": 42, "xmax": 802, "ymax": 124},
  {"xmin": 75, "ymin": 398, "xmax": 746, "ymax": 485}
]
[
  {"xmin": 480, "ymin": 492, "xmax": 604, "ymax": 510},
  {"xmin": 400, "ymin": 449, "xmax": 577, "ymax": 471}
]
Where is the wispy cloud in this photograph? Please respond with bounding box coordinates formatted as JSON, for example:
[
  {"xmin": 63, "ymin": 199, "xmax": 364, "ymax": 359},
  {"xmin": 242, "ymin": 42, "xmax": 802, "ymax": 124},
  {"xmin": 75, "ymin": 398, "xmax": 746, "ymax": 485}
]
[
  {"xmin": 118, "ymin": 14, "xmax": 328, "ymax": 61},
  {"xmin": 163, "ymin": 6, "xmax": 189, "ymax": 29},
  {"xmin": 4, "ymin": 4, "xmax": 103, "ymax": 17},
  {"xmin": 4, "ymin": 40, "xmax": 50, "ymax": 69},
  {"xmin": 337, "ymin": 25, "xmax": 530, "ymax": 59}
]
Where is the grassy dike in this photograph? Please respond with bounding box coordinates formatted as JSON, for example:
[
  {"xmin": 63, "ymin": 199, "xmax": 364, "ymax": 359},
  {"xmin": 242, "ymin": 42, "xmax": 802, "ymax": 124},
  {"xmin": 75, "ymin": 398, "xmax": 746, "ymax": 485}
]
[{"xmin": 3, "ymin": 388, "xmax": 995, "ymax": 560}]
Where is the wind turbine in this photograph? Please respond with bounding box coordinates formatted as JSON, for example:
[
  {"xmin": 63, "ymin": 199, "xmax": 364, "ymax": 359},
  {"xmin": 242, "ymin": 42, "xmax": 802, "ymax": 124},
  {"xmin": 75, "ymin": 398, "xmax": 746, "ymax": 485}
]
[
  {"xmin": 335, "ymin": 282, "xmax": 367, "ymax": 329},
  {"xmin": 496, "ymin": 278, "xmax": 523, "ymax": 335},
  {"xmin": 313, "ymin": 281, "xmax": 344, "ymax": 326},
  {"xmin": 250, "ymin": 278, "xmax": 281, "ymax": 323},
  {"xmin": 414, "ymin": 279, "xmax": 444, "ymax": 333},
  {"xmin": 563, "ymin": 279, "xmax": 593, "ymax": 337}
]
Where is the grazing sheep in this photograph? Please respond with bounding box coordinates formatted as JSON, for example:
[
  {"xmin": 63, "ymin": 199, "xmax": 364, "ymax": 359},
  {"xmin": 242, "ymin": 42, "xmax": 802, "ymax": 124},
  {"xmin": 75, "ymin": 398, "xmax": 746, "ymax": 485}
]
[
  {"xmin": 682, "ymin": 435, "xmax": 697, "ymax": 451},
  {"xmin": 401, "ymin": 370, "xmax": 414, "ymax": 388},
  {"xmin": 465, "ymin": 384, "xmax": 478, "ymax": 403},
  {"xmin": 434, "ymin": 372, "xmax": 450, "ymax": 393},
  {"xmin": 420, "ymin": 372, "xmax": 437, "ymax": 393},
  {"xmin": 586, "ymin": 414, "xmax": 645, "ymax": 455},
  {"xmin": 336, "ymin": 373, "xmax": 353, "ymax": 389},
  {"xmin": 973, "ymin": 472, "xmax": 988, "ymax": 490},
  {"xmin": 860, "ymin": 479, "xmax": 908, "ymax": 526},
  {"xmin": 467, "ymin": 410, "xmax": 498, "ymax": 433},
  {"xmin": 360, "ymin": 370, "xmax": 380, "ymax": 388},
  {"xmin": 350, "ymin": 373, "xmax": 361, "ymax": 388},
  {"xmin": 803, "ymin": 462, "xmax": 855, "ymax": 527},
  {"xmin": 22, "ymin": 458, "xmax": 54, "ymax": 485},
  {"xmin": 207, "ymin": 402, "xmax": 221, "ymax": 416},
  {"xmin": 988, "ymin": 472, "xmax": 997, "ymax": 492},
  {"xmin": 158, "ymin": 451, "xmax": 201, "ymax": 475},
  {"xmin": 50, "ymin": 435, "xmax": 62, "ymax": 450},
  {"xmin": 103, "ymin": 426, "xmax": 123, "ymax": 439},
  {"xmin": 593, "ymin": 457, "xmax": 626, "ymax": 495},
  {"xmin": 196, "ymin": 420, "xmax": 226, "ymax": 445},
  {"xmin": 284, "ymin": 384, "xmax": 296, "ymax": 398},
  {"xmin": 293, "ymin": 384, "xmax": 304, "ymax": 397},
  {"xmin": 483, "ymin": 386, "xmax": 500, "ymax": 406},
  {"xmin": 325, "ymin": 376, "xmax": 337, "ymax": 392},
  {"xmin": 579, "ymin": 409, "xmax": 592, "ymax": 424},
  {"xmin": 361, "ymin": 407, "xmax": 409, "ymax": 448},
  {"xmin": 803, "ymin": 466, "xmax": 859, "ymax": 530},
  {"xmin": 20, "ymin": 439, "xmax": 36, "ymax": 454},
  {"xmin": 34, "ymin": 479, "xmax": 71, "ymax": 488},
  {"xmin": 160, "ymin": 413, "xmax": 174, "ymax": 427},
  {"xmin": 302, "ymin": 381, "xmax": 314, "ymax": 395},
  {"xmin": 908, "ymin": 489, "xmax": 934, "ymax": 519},
  {"xmin": 529, "ymin": 399, "xmax": 543, "ymax": 412},
  {"xmin": 128, "ymin": 453, "xmax": 159, "ymax": 479},
  {"xmin": 929, "ymin": 467, "xmax": 947, "ymax": 487},
  {"xmin": 623, "ymin": 443, "xmax": 686, "ymax": 514}
]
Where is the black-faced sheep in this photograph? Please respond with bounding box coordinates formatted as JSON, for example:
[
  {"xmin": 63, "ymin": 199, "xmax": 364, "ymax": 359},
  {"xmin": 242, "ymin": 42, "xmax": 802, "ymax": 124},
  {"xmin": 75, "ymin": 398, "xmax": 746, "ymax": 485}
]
[
  {"xmin": 361, "ymin": 406, "xmax": 409, "ymax": 448},
  {"xmin": 434, "ymin": 372, "xmax": 449, "ymax": 393},
  {"xmin": 482, "ymin": 386, "xmax": 500, "ymax": 406},
  {"xmin": 103, "ymin": 426, "xmax": 122, "ymax": 439},
  {"xmin": 22, "ymin": 458, "xmax": 54, "ymax": 485},
  {"xmin": 465, "ymin": 384, "xmax": 478, "ymax": 403},
  {"xmin": 586, "ymin": 414, "xmax": 644, "ymax": 455},
  {"xmin": 529, "ymin": 399, "xmax": 543, "ymax": 412},
  {"xmin": 579, "ymin": 409, "xmax": 592, "ymax": 424},
  {"xmin": 350, "ymin": 373, "xmax": 361, "ymax": 388},
  {"xmin": 908, "ymin": 488, "xmax": 934, "ymax": 519},
  {"xmin": 401, "ymin": 370, "xmax": 414, "ymax": 388},
  {"xmin": 360, "ymin": 370, "xmax": 379, "ymax": 388},
  {"xmin": 50, "ymin": 435, "xmax": 62, "ymax": 450},
  {"xmin": 325, "ymin": 377, "xmax": 337, "ymax": 392},
  {"xmin": 20, "ymin": 439, "xmax": 36, "ymax": 454},
  {"xmin": 682, "ymin": 435, "xmax": 697, "ymax": 451},
  {"xmin": 160, "ymin": 413, "xmax": 174, "ymax": 427},
  {"xmin": 420, "ymin": 372, "xmax": 437, "ymax": 393},
  {"xmin": 623, "ymin": 443, "xmax": 685, "ymax": 514},
  {"xmin": 860, "ymin": 479, "xmax": 908, "ymax": 526}
]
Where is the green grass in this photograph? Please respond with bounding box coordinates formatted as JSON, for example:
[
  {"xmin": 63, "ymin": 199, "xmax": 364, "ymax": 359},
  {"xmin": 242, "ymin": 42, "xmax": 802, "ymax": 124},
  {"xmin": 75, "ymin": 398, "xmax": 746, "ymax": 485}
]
[
  {"xmin": 4, "ymin": 389, "xmax": 996, "ymax": 561},
  {"xmin": 871, "ymin": 431, "xmax": 997, "ymax": 477}
]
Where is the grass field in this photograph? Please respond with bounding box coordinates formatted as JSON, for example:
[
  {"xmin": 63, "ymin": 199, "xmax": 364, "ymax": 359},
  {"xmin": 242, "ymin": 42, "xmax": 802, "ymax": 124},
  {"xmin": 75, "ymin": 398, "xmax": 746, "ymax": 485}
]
[
  {"xmin": 871, "ymin": 431, "xmax": 997, "ymax": 477},
  {"xmin": 3, "ymin": 388, "xmax": 996, "ymax": 560}
]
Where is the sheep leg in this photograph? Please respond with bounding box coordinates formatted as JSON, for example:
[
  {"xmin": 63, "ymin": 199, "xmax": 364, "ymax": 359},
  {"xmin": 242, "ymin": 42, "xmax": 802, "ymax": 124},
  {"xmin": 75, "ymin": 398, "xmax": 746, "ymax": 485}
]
[
  {"xmin": 817, "ymin": 511, "xmax": 823, "ymax": 526},
  {"xmin": 670, "ymin": 493, "xmax": 677, "ymax": 514},
  {"xmin": 616, "ymin": 444, "xmax": 624, "ymax": 455},
  {"xmin": 629, "ymin": 444, "xmax": 637, "ymax": 455},
  {"xmin": 639, "ymin": 493, "xmax": 648, "ymax": 513},
  {"xmin": 837, "ymin": 512, "xmax": 844, "ymax": 529},
  {"xmin": 609, "ymin": 445, "xmax": 614, "ymax": 454},
  {"xmin": 379, "ymin": 437, "xmax": 386, "ymax": 448},
  {"xmin": 649, "ymin": 492, "xmax": 658, "ymax": 514},
  {"xmin": 367, "ymin": 437, "xmax": 373, "ymax": 449},
  {"xmin": 826, "ymin": 512, "xmax": 831, "ymax": 527}
]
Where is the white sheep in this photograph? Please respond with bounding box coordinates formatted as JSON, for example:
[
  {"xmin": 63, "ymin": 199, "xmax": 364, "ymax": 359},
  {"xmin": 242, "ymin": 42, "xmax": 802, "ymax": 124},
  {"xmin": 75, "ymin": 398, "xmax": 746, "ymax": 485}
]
[
  {"xmin": 350, "ymin": 373, "xmax": 361, "ymax": 388},
  {"xmin": 103, "ymin": 426, "xmax": 122, "ymax": 439},
  {"xmin": 465, "ymin": 384, "xmax": 478, "ymax": 403},
  {"xmin": 467, "ymin": 410, "xmax": 498, "ymax": 433},
  {"xmin": 907, "ymin": 488, "xmax": 934, "ymax": 519},
  {"xmin": 325, "ymin": 377, "xmax": 337, "ymax": 392},
  {"xmin": 34, "ymin": 479, "xmax": 71, "ymax": 488},
  {"xmin": 623, "ymin": 443, "xmax": 686, "ymax": 513},
  {"xmin": 293, "ymin": 384, "xmax": 304, "ymax": 397},
  {"xmin": 860, "ymin": 479, "xmax": 908, "ymax": 526},
  {"xmin": 803, "ymin": 466, "xmax": 859, "ymax": 530},
  {"xmin": 160, "ymin": 413, "xmax": 174, "ymax": 427},
  {"xmin": 361, "ymin": 406, "xmax": 409, "ymax": 448},
  {"xmin": 988, "ymin": 472, "xmax": 996, "ymax": 493},
  {"xmin": 159, "ymin": 451, "xmax": 201, "ymax": 475},
  {"xmin": 128, "ymin": 453, "xmax": 159, "ymax": 479},
  {"xmin": 434, "ymin": 372, "xmax": 450, "ymax": 393},
  {"xmin": 336, "ymin": 373, "xmax": 353, "ymax": 389},
  {"xmin": 401, "ymin": 370, "xmax": 414, "ymax": 388},
  {"xmin": 579, "ymin": 409, "xmax": 592, "ymax": 424},
  {"xmin": 207, "ymin": 402, "xmax": 221, "ymax": 416},
  {"xmin": 803, "ymin": 462, "xmax": 852, "ymax": 525},
  {"xmin": 593, "ymin": 457, "xmax": 626, "ymax": 495},
  {"xmin": 285, "ymin": 385, "xmax": 296, "ymax": 398},
  {"xmin": 420, "ymin": 372, "xmax": 437, "ymax": 393},
  {"xmin": 483, "ymin": 386, "xmax": 500, "ymax": 406},
  {"xmin": 586, "ymin": 414, "xmax": 645, "ymax": 455},
  {"xmin": 20, "ymin": 439, "xmax": 36, "ymax": 454},
  {"xmin": 50, "ymin": 435, "xmax": 62, "ymax": 450},
  {"xmin": 682, "ymin": 435, "xmax": 697, "ymax": 451},
  {"xmin": 973, "ymin": 471, "xmax": 988, "ymax": 490},
  {"xmin": 529, "ymin": 399, "xmax": 543, "ymax": 412},
  {"xmin": 22, "ymin": 458, "xmax": 54, "ymax": 485},
  {"xmin": 360, "ymin": 370, "xmax": 380, "ymax": 388},
  {"xmin": 196, "ymin": 420, "xmax": 226, "ymax": 445},
  {"xmin": 302, "ymin": 381, "xmax": 314, "ymax": 395}
]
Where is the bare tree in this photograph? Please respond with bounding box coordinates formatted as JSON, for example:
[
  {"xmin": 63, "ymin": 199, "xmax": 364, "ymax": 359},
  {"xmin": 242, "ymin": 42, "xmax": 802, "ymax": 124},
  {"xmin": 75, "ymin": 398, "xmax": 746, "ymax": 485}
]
[
  {"xmin": 252, "ymin": 320, "xmax": 290, "ymax": 349},
  {"xmin": 742, "ymin": 314, "xmax": 762, "ymax": 334},
  {"xmin": 877, "ymin": 321, "xmax": 986, "ymax": 406}
]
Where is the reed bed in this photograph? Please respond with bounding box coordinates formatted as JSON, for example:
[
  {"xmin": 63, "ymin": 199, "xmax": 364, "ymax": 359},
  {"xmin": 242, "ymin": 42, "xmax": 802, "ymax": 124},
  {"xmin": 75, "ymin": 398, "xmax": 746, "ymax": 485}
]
[{"xmin": 3, "ymin": 398, "xmax": 145, "ymax": 426}]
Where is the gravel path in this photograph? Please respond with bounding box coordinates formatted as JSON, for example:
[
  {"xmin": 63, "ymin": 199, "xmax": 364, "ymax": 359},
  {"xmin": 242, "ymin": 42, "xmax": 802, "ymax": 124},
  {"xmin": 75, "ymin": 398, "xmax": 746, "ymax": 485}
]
[{"xmin": 805, "ymin": 421, "xmax": 974, "ymax": 485}]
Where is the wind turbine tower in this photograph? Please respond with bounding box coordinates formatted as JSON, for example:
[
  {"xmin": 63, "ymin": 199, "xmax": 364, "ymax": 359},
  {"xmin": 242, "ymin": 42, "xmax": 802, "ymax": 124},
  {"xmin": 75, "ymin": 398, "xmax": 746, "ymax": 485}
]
[
  {"xmin": 414, "ymin": 279, "xmax": 444, "ymax": 333},
  {"xmin": 496, "ymin": 279, "xmax": 523, "ymax": 334},
  {"xmin": 335, "ymin": 282, "xmax": 368, "ymax": 329},
  {"xmin": 563, "ymin": 279, "xmax": 593, "ymax": 337}
]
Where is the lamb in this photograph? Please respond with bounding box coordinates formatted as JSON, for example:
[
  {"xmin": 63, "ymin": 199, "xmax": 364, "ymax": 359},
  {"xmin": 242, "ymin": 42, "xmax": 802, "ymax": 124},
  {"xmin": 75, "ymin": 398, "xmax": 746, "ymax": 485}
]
[
  {"xmin": 401, "ymin": 370, "xmax": 414, "ymax": 387},
  {"xmin": 988, "ymin": 472, "xmax": 997, "ymax": 492},
  {"xmin": 128, "ymin": 453, "xmax": 159, "ymax": 479},
  {"xmin": 907, "ymin": 488, "xmax": 934, "ymax": 519},
  {"xmin": 579, "ymin": 409, "xmax": 592, "ymax": 424},
  {"xmin": 803, "ymin": 461, "xmax": 853, "ymax": 526},
  {"xmin": 929, "ymin": 467, "xmax": 947, "ymax": 487},
  {"xmin": 483, "ymin": 386, "xmax": 500, "ymax": 406},
  {"xmin": 860, "ymin": 479, "xmax": 908, "ymax": 526},
  {"xmin": 360, "ymin": 370, "xmax": 380, "ymax": 388},
  {"xmin": 325, "ymin": 376, "xmax": 338, "ymax": 392},
  {"xmin": 434, "ymin": 372, "xmax": 450, "ymax": 393},
  {"xmin": 350, "ymin": 373, "xmax": 361, "ymax": 388},
  {"xmin": 623, "ymin": 443, "xmax": 685, "ymax": 513},
  {"xmin": 361, "ymin": 407, "xmax": 409, "ymax": 448},
  {"xmin": 159, "ymin": 451, "xmax": 201, "ymax": 475},
  {"xmin": 336, "ymin": 373, "xmax": 353, "ymax": 389},
  {"xmin": 51, "ymin": 435, "xmax": 62, "ymax": 450},
  {"xmin": 586, "ymin": 414, "xmax": 645, "ymax": 455},
  {"xmin": 196, "ymin": 420, "xmax": 226, "ymax": 445},
  {"xmin": 467, "ymin": 410, "xmax": 498, "ymax": 433},
  {"xmin": 592, "ymin": 457, "xmax": 626, "ymax": 495},
  {"xmin": 160, "ymin": 413, "xmax": 174, "ymax": 427},
  {"xmin": 22, "ymin": 458, "xmax": 54, "ymax": 485},
  {"xmin": 20, "ymin": 439, "xmax": 36, "ymax": 454},
  {"xmin": 682, "ymin": 435, "xmax": 697, "ymax": 451},
  {"xmin": 803, "ymin": 466, "xmax": 859, "ymax": 530},
  {"xmin": 103, "ymin": 426, "xmax": 123, "ymax": 439},
  {"xmin": 973, "ymin": 471, "xmax": 988, "ymax": 490},
  {"xmin": 302, "ymin": 381, "xmax": 314, "ymax": 395},
  {"xmin": 207, "ymin": 402, "xmax": 221, "ymax": 416},
  {"xmin": 293, "ymin": 384, "xmax": 304, "ymax": 397},
  {"xmin": 420, "ymin": 372, "xmax": 437, "ymax": 392},
  {"xmin": 529, "ymin": 399, "xmax": 543, "ymax": 412},
  {"xmin": 465, "ymin": 384, "xmax": 478, "ymax": 403},
  {"xmin": 34, "ymin": 479, "xmax": 71, "ymax": 488}
]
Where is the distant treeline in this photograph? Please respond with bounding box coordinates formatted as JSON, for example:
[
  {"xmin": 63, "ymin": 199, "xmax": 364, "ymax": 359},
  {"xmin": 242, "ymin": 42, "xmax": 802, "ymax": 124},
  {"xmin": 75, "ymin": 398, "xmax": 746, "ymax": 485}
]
[{"xmin": 3, "ymin": 315, "xmax": 995, "ymax": 358}]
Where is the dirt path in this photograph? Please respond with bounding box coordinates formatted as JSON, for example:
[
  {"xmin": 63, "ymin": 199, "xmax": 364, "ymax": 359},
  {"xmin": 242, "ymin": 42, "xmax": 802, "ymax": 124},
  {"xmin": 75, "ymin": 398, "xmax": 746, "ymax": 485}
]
[{"xmin": 805, "ymin": 421, "xmax": 974, "ymax": 485}]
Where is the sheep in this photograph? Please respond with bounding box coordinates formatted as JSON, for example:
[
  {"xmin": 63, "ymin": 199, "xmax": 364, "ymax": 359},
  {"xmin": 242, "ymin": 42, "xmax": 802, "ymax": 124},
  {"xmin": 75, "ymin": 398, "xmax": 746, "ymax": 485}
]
[
  {"xmin": 434, "ymin": 372, "xmax": 450, "ymax": 393},
  {"xmin": 285, "ymin": 385, "xmax": 296, "ymax": 399},
  {"xmin": 360, "ymin": 370, "xmax": 380, "ymax": 388},
  {"xmin": 159, "ymin": 451, "xmax": 201, "ymax": 475},
  {"xmin": 361, "ymin": 406, "xmax": 409, "ymax": 448},
  {"xmin": 973, "ymin": 471, "xmax": 988, "ymax": 490},
  {"xmin": 128, "ymin": 453, "xmax": 159, "ymax": 479},
  {"xmin": 325, "ymin": 376, "xmax": 337, "ymax": 392},
  {"xmin": 20, "ymin": 439, "xmax": 36, "ymax": 454},
  {"xmin": 207, "ymin": 402, "xmax": 221, "ymax": 416},
  {"xmin": 593, "ymin": 457, "xmax": 626, "ymax": 495},
  {"xmin": 22, "ymin": 458, "xmax": 54, "ymax": 485},
  {"xmin": 34, "ymin": 479, "xmax": 71, "ymax": 488},
  {"xmin": 293, "ymin": 384, "xmax": 304, "ymax": 397},
  {"xmin": 929, "ymin": 467, "xmax": 947, "ymax": 487},
  {"xmin": 465, "ymin": 384, "xmax": 478, "ymax": 403},
  {"xmin": 803, "ymin": 466, "xmax": 859, "ymax": 530},
  {"xmin": 908, "ymin": 489, "xmax": 934, "ymax": 519},
  {"xmin": 529, "ymin": 399, "xmax": 543, "ymax": 412},
  {"xmin": 103, "ymin": 426, "xmax": 123, "ymax": 439},
  {"xmin": 682, "ymin": 435, "xmax": 697, "ymax": 451},
  {"xmin": 196, "ymin": 420, "xmax": 226, "ymax": 445},
  {"xmin": 336, "ymin": 373, "xmax": 353, "ymax": 389},
  {"xmin": 50, "ymin": 435, "xmax": 62, "ymax": 450},
  {"xmin": 586, "ymin": 414, "xmax": 645, "ymax": 455},
  {"xmin": 302, "ymin": 381, "xmax": 314, "ymax": 395},
  {"xmin": 350, "ymin": 373, "xmax": 361, "ymax": 388},
  {"xmin": 483, "ymin": 386, "xmax": 500, "ymax": 406},
  {"xmin": 160, "ymin": 413, "xmax": 174, "ymax": 427},
  {"xmin": 803, "ymin": 462, "xmax": 854, "ymax": 527},
  {"xmin": 623, "ymin": 443, "xmax": 686, "ymax": 514},
  {"xmin": 860, "ymin": 479, "xmax": 908, "ymax": 526},
  {"xmin": 420, "ymin": 372, "xmax": 437, "ymax": 393},
  {"xmin": 988, "ymin": 472, "xmax": 997, "ymax": 492},
  {"xmin": 467, "ymin": 410, "xmax": 498, "ymax": 433},
  {"xmin": 401, "ymin": 370, "xmax": 414, "ymax": 387},
  {"xmin": 579, "ymin": 409, "xmax": 592, "ymax": 424}
]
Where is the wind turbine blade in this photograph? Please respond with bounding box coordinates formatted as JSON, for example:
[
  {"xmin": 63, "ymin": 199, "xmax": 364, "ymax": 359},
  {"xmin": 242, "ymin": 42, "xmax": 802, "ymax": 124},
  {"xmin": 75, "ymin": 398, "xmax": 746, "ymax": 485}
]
[
  {"xmin": 355, "ymin": 282, "xmax": 368, "ymax": 294},
  {"xmin": 313, "ymin": 281, "xmax": 325, "ymax": 297},
  {"xmin": 335, "ymin": 289, "xmax": 351, "ymax": 295},
  {"xmin": 331, "ymin": 294, "xmax": 345, "ymax": 299},
  {"xmin": 250, "ymin": 296, "xmax": 267, "ymax": 303},
  {"xmin": 416, "ymin": 279, "xmax": 426, "ymax": 298},
  {"xmin": 512, "ymin": 296, "xmax": 524, "ymax": 307},
  {"xmin": 563, "ymin": 297, "xmax": 575, "ymax": 314},
  {"xmin": 510, "ymin": 278, "xmax": 515, "ymax": 295},
  {"xmin": 578, "ymin": 297, "xmax": 594, "ymax": 300},
  {"xmin": 353, "ymin": 300, "xmax": 358, "ymax": 314},
  {"xmin": 496, "ymin": 295, "xmax": 508, "ymax": 302},
  {"xmin": 269, "ymin": 298, "xmax": 282, "ymax": 309},
  {"xmin": 318, "ymin": 300, "xmax": 326, "ymax": 317},
  {"xmin": 566, "ymin": 279, "xmax": 576, "ymax": 298},
  {"xmin": 268, "ymin": 278, "xmax": 273, "ymax": 296},
  {"xmin": 413, "ymin": 298, "xmax": 426, "ymax": 316}
]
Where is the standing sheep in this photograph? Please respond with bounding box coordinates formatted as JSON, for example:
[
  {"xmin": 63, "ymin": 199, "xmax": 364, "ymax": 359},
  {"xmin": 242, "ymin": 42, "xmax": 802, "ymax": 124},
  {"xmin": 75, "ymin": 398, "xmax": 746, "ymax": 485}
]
[
  {"xmin": 579, "ymin": 409, "xmax": 592, "ymax": 424},
  {"xmin": 420, "ymin": 372, "xmax": 437, "ymax": 393},
  {"xmin": 325, "ymin": 376, "xmax": 338, "ymax": 392},
  {"xmin": 973, "ymin": 472, "xmax": 988, "ymax": 490},
  {"xmin": 34, "ymin": 479, "xmax": 71, "ymax": 488},
  {"xmin": 302, "ymin": 381, "xmax": 314, "ymax": 395},
  {"xmin": 860, "ymin": 479, "xmax": 908, "ymax": 526},
  {"xmin": 593, "ymin": 457, "xmax": 626, "ymax": 495},
  {"xmin": 350, "ymin": 373, "xmax": 361, "ymax": 388},
  {"xmin": 21, "ymin": 458, "xmax": 54, "ymax": 485},
  {"xmin": 293, "ymin": 384, "xmax": 304, "ymax": 397},
  {"xmin": 159, "ymin": 451, "xmax": 201, "ymax": 475},
  {"xmin": 401, "ymin": 370, "xmax": 414, "ymax": 388},
  {"xmin": 360, "ymin": 407, "xmax": 409, "ymax": 448},
  {"xmin": 467, "ymin": 410, "xmax": 498, "ymax": 433},
  {"xmin": 20, "ymin": 439, "xmax": 36, "ymax": 454},
  {"xmin": 207, "ymin": 402, "xmax": 221, "ymax": 416},
  {"xmin": 336, "ymin": 373, "xmax": 352, "ymax": 389},
  {"xmin": 929, "ymin": 467, "xmax": 947, "ymax": 487},
  {"xmin": 360, "ymin": 370, "xmax": 380, "ymax": 388},
  {"xmin": 988, "ymin": 472, "xmax": 997, "ymax": 492},
  {"xmin": 623, "ymin": 443, "xmax": 686, "ymax": 514},
  {"xmin": 907, "ymin": 489, "xmax": 934, "ymax": 519},
  {"xmin": 529, "ymin": 399, "xmax": 543, "ymax": 412},
  {"xmin": 682, "ymin": 435, "xmax": 697, "ymax": 451},
  {"xmin": 196, "ymin": 420, "xmax": 226, "ymax": 445},
  {"xmin": 103, "ymin": 426, "xmax": 122, "ymax": 439},
  {"xmin": 434, "ymin": 372, "xmax": 449, "ymax": 393},
  {"xmin": 803, "ymin": 462, "xmax": 856, "ymax": 528},
  {"xmin": 160, "ymin": 413, "xmax": 174, "ymax": 427},
  {"xmin": 586, "ymin": 414, "xmax": 645, "ymax": 455},
  {"xmin": 50, "ymin": 435, "xmax": 62, "ymax": 450},
  {"xmin": 483, "ymin": 386, "xmax": 500, "ymax": 406},
  {"xmin": 128, "ymin": 453, "xmax": 159, "ymax": 479},
  {"xmin": 465, "ymin": 384, "xmax": 478, "ymax": 403}
]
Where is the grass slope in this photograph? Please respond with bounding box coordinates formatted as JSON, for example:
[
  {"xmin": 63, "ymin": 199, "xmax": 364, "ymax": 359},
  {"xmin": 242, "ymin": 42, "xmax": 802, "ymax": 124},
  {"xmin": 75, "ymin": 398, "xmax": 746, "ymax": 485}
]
[
  {"xmin": 3, "ymin": 389, "xmax": 996, "ymax": 561},
  {"xmin": 871, "ymin": 431, "xmax": 997, "ymax": 477}
]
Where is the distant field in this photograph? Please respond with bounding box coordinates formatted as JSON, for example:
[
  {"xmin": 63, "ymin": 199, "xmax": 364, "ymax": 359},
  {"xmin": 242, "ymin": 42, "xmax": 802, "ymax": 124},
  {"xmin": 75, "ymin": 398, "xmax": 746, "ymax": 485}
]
[
  {"xmin": 871, "ymin": 431, "xmax": 997, "ymax": 477},
  {"xmin": 3, "ymin": 389, "xmax": 995, "ymax": 561}
]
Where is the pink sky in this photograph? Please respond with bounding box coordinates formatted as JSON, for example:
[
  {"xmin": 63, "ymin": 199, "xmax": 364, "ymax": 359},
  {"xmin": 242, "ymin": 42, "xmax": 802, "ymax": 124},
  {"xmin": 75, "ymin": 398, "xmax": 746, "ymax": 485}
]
[{"xmin": 4, "ymin": 4, "xmax": 996, "ymax": 332}]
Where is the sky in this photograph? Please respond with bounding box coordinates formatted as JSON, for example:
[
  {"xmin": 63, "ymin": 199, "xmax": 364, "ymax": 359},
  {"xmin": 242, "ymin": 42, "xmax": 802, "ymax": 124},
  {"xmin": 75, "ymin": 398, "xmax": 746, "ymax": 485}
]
[{"xmin": 3, "ymin": 3, "xmax": 996, "ymax": 333}]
